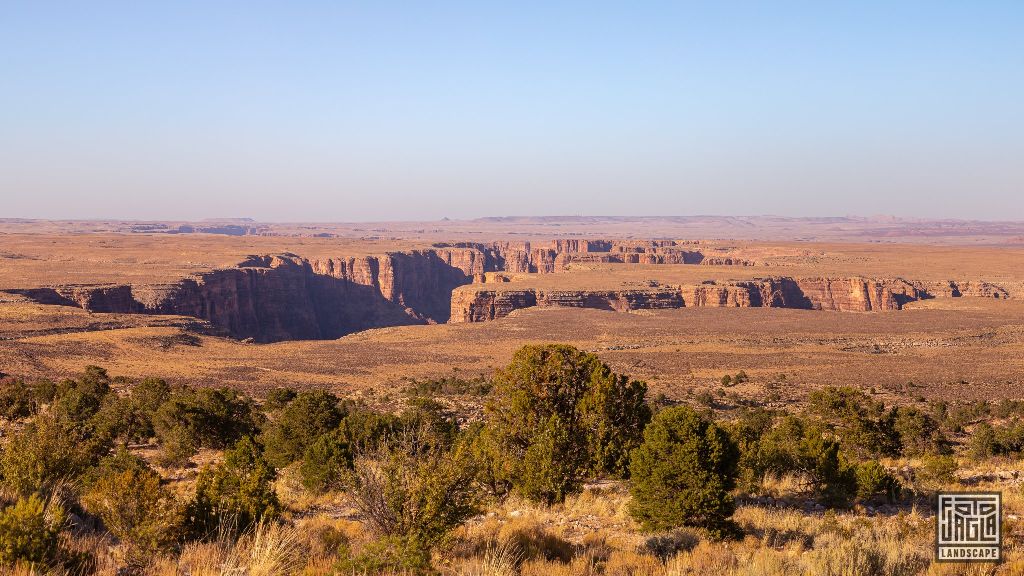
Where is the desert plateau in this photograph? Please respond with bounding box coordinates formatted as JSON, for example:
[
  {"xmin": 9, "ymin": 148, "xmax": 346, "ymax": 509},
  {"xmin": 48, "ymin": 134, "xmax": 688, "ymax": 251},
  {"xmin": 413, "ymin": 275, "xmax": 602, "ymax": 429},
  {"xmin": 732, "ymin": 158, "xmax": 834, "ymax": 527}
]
[
  {"xmin": 5, "ymin": 2, "xmax": 1024, "ymax": 573},
  {"xmin": 1, "ymin": 217, "xmax": 1022, "ymax": 403}
]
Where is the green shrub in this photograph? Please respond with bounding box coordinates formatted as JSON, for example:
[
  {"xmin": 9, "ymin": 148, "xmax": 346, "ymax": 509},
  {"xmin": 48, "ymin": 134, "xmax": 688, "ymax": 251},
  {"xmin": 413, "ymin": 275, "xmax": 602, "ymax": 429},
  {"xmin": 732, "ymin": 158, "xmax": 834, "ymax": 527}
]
[
  {"xmin": 726, "ymin": 408, "xmax": 777, "ymax": 493},
  {"xmin": 91, "ymin": 394, "xmax": 153, "ymax": 448},
  {"xmin": 994, "ymin": 420, "xmax": 1024, "ymax": 454},
  {"xmin": 0, "ymin": 414, "xmax": 98, "ymax": 496},
  {"xmin": 628, "ymin": 405, "xmax": 739, "ymax": 538},
  {"xmin": 969, "ymin": 422, "xmax": 996, "ymax": 460},
  {"xmin": 154, "ymin": 424, "xmax": 200, "ymax": 468},
  {"xmin": 50, "ymin": 368, "xmax": 113, "ymax": 427},
  {"xmin": 337, "ymin": 405, "xmax": 402, "ymax": 452},
  {"xmin": 890, "ymin": 406, "xmax": 944, "ymax": 456},
  {"xmin": 994, "ymin": 399, "xmax": 1024, "ymax": 419},
  {"xmin": 398, "ymin": 397, "xmax": 459, "ymax": 452},
  {"xmin": 187, "ymin": 437, "xmax": 279, "ymax": 539},
  {"xmin": 332, "ymin": 535, "xmax": 432, "ymax": 574},
  {"xmin": 81, "ymin": 451, "xmax": 182, "ymax": 555},
  {"xmin": 733, "ymin": 415, "xmax": 857, "ymax": 507},
  {"xmin": 464, "ymin": 423, "xmax": 516, "ymax": 497},
  {"xmin": 0, "ymin": 494, "xmax": 65, "ymax": 568},
  {"xmin": 485, "ymin": 344, "xmax": 649, "ymax": 503},
  {"xmin": 406, "ymin": 374, "xmax": 492, "ymax": 397},
  {"xmin": 153, "ymin": 386, "xmax": 260, "ymax": 464},
  {"xmin": 262, "ymin": 390, "xmax": 343, "ymax": 468},
  {"xmin": 516, "ymin": 415, "xmax": 581, "ymax": 504},
  {"xmin": 0, "ymin": 379, "xmax": 39, "ymax": 420},
  {"xmin": 917, "ymin": 455, "xmax": 958, "ymax": 491},
  {"xmin": 804, "ymin": 434, "xmax": 857, "ymax": 507},
  {"xmin": 347, "ymin": 426, "xmax": 480, "ymax": 556},
  {"xmin": 132, "ymin": 377, "xmax": 171, "ymax": 413},
  {"xmin": 262, "ymin": 387, "xmax": 297, "ymax": 412},
  {"xmin": 807, "ymin": 386, "xmax": 898, "ymax": 458},
  {"xmin": 299, "ymin": 430, "xmax": 353, "ymax": 493},
  {"xmin": 854, "ymin": 461, "xmax": 900, "ymax": 503},
  {"xmin": 579, "ymin": 369, "xmax": 650, "ymax": 477}
]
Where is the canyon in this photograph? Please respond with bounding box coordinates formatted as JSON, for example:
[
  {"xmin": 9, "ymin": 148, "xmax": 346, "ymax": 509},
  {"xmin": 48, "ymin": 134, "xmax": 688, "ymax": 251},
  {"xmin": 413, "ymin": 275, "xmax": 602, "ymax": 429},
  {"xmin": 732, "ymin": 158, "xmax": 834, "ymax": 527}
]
[
  {"xmin": 1, "ymin": 219, "xmax": 1023, "ymax": 400},
  {"xmin": 3, "ymin": 239, "xmax": 1015, "ymax": 342}
]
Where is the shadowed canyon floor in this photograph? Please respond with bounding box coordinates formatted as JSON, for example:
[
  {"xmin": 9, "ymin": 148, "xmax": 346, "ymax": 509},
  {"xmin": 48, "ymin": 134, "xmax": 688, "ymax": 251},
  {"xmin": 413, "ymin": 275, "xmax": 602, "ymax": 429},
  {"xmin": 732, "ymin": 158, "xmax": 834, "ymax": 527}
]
[{"xmin": 2, "ymin": 217, "xmax": 1023, "ymax": 404}]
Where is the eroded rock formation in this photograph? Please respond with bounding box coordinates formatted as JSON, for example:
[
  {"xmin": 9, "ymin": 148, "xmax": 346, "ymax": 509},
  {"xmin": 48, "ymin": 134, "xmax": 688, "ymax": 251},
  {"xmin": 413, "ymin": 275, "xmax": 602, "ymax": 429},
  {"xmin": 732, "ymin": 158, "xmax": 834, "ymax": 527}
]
[{"xmin": 450, "ymin": 277, "xmax": 1003, "ymax": 323}]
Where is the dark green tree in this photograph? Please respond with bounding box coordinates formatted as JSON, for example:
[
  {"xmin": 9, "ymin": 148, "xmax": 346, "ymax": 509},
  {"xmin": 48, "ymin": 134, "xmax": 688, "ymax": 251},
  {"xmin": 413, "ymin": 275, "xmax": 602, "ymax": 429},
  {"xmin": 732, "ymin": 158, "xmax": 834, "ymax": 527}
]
[
  {"xmin": 262, "ymin": 390, "xmax": 343, "ymax": 468},
  {"xmin": 485, "ymin": 344, "xmax": 650, "ymax": 504},
  {"xmin": 628, "ymin": 406, "xmax": 739, "ymax": 538}
]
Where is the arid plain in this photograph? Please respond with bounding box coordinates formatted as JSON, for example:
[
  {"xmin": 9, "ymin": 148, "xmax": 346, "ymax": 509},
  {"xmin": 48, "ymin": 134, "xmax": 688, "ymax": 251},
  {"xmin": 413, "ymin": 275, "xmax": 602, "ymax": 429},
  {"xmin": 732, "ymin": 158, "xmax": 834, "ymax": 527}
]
[{"xmin": 2, "ymin": 216, "xmax": 1022, "ymax": 404}]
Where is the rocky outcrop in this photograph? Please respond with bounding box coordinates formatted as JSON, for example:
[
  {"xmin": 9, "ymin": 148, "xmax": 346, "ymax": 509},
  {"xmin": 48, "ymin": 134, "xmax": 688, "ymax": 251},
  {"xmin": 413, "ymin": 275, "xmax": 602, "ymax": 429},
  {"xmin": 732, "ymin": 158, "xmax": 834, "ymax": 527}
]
[
  {"xmin": 430, "ymin": 240, "xmax": 706, "ymax": 272},
  {"xmin": 450, "ymin": 289, "xmax": 538, "ymax": 322},
  {"xmin": 450, "ymin": 288, "xmax": 685, "ymax": 322},
  {"xmin": 930, "ymin": 281, "xmax": 1011, "ymax": 299},
  {"xmin": 449, "ymin": 276, "xmax": 978, "ymax": 322}
]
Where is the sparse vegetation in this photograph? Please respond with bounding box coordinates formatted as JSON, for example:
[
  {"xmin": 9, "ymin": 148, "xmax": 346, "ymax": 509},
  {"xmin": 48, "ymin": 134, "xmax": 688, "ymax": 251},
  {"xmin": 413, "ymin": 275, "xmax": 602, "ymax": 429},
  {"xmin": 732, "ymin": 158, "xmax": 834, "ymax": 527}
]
[
  {"xmin": 187, "ymin": 437, "xmax": 280, "ymax": 538},
  {"xmin": 0, "ymin": 494, "xmax": 65, "ymax": 568},
  {"xmin": 1, "ymin": 355, "xmax": 1023, "ymax": 574}
]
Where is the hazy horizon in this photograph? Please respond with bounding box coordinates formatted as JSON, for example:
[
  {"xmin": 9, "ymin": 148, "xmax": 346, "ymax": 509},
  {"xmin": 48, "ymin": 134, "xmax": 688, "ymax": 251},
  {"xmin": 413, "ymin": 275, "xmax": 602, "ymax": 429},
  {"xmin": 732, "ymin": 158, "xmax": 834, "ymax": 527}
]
[{"xmin": 3, "ymin": 1, "xmax": 1023, "ymax": 222}]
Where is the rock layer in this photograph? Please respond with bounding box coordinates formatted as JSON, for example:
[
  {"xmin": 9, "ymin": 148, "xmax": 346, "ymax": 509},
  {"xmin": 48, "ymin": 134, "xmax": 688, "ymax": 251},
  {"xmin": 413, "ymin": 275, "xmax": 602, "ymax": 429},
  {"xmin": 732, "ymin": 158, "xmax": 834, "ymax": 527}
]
[{"xmin": 450, "ymin": 277, "xmax": 1001, "ymax": 323}]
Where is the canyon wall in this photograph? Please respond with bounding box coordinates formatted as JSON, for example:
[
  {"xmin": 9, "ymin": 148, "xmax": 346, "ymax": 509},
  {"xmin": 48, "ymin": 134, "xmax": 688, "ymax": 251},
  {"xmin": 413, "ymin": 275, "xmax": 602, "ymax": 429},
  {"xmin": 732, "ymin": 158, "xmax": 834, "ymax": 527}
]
[
  {"xmin": 16, "ymin": 241, "xmax": 683, "ymax": 341},
  {"xmin": 9, "ymin": 239, "xmax": 1014, "ymax": 341},
  {"xmin": 449, "ymin": 277, "xmax": 992, "ymax": 323}
]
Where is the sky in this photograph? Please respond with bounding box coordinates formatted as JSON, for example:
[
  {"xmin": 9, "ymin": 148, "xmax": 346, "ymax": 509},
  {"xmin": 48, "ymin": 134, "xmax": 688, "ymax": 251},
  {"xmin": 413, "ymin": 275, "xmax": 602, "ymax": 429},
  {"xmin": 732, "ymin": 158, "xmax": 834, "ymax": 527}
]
[{"xmin": 2, "ymin": 1, "xmax": 1022, "ymax": 222}]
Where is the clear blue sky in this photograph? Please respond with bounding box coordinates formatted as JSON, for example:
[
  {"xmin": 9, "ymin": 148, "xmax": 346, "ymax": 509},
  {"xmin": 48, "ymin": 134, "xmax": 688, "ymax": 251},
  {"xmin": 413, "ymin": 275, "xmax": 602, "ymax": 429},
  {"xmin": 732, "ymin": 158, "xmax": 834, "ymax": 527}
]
[{"xmin": 2, "ymin": 1, "xmax": 1022, "ymax": 221}]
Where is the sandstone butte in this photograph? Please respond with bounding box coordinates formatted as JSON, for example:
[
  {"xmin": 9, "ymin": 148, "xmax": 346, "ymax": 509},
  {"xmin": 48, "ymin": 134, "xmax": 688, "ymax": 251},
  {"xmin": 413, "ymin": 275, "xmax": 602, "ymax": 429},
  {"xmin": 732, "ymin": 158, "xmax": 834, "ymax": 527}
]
[{"xmin": 2, "ymin": 238, "xmax": 1016, "ymax": 343}]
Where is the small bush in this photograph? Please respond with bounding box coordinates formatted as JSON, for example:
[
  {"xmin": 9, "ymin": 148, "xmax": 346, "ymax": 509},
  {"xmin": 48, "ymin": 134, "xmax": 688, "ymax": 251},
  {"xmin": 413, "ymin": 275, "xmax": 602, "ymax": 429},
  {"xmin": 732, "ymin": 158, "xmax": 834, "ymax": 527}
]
[
  {"xmin": 263, "ymin": 387, "xmax": 297, "ymax": 412},
  {"xmin": 854, "ymin": 461, "xmax": 900, "ymax": 503},
  {"xmin": 891, "ymin": 406, "xmax": 944, "ymax": 456},
  {"xmin": 154, "ymin": 424, "xmax": 200, "ymax": 468},
  {"xmin": 743, "ymin": 415, "xmax": 858, "ymax": 506},
  {"xmin": 465, "ymin": 423, "xmax": 516, "ymax": 497},
  {"xmin": 807, "ymin": 386, "xmax": 898, "ymax": 459},
  {"xmin": 333, "ymin": 535, "xmax": 432, "ymax": 574},
  {"xmin": 50, "ymin": 366, "xmax": 112, "ymax": 426},
  {"xmin": 153, "ymin": 386, "xmax": 260, "ymax": 464},
  {"xmin": 399, "ymin": 397, "xmax": 460, "ymax": 451},
  {"xmin": 0, "ymin": 379, "xmax": 41, "ymax": 420},
  {"xmin": 299, "ymin": 429, "xmax": 353, "ymax": 493},
  {"xmin": 579, "ymin": 370, "xmax": 650, "ymax": 477},
  {"xmin": 629, "ymin": 405, "xmax": 739, "ymax": 538},
  {"xmin": 516, "ymin": 415, "xmax": 581, "ymax": 504},
  {"xmin": 0, "ymin": 414, "xmax": 98, "ymax": 496},
  {"xmin": 337, "ymin": 405, "xmax": 402, "ymax": 453},
  {"xmin": 187, "ymin": 437, "xmax": 279, "ymax": 539},
  {"xmin": 262, "ymin": 390, "xmax": 343, "ymax": 468},
  {"xmin": 132, "ymin": 377, "xmax": 171, "ymax": 413},
  {"xmin": 406, "ymin": 374, "xmax": 492, "ymax": 397},
  {"xmin": 81, "ymin": 451, "xmax": 182, "ymax": 556},
  {"xmin": 0, "ymin": 494, "xmax": 65, "ymax": 568},
  {"xmin": 969, "ymin": 422, "xmax": 996, "ymax": 460},
  {"xmin": 348, "ymin": 426, "xmax": 480, "ymax": 556},
  {"xmin": 917, "ymin": 455, "xmax": 958, "ymax": 491}
]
